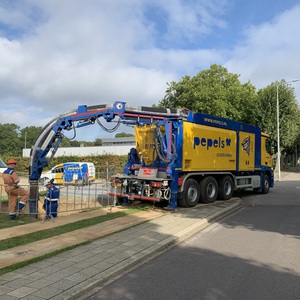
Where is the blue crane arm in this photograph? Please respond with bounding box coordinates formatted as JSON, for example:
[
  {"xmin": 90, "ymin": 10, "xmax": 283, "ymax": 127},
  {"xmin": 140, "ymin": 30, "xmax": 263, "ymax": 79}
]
[{"xmin": 29, "ymin": 101, "xmax": 188, "ymax": 181}]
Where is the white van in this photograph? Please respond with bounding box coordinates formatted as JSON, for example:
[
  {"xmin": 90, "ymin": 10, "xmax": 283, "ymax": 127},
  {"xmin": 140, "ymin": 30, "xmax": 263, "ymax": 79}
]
[
  {"xmin": 40, "ymin": 162, "xmax": 96, "ymax": 185},
  {"xmin": 0, "ymin": 158, "xmax": 7, "ymax": 173}
]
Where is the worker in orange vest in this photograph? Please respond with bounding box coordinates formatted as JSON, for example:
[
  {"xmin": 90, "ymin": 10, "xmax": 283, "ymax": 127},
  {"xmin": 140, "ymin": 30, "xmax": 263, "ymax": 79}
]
[{"xmin": 2, "ymin": 159, "xmax": 28, "ymax": 219}]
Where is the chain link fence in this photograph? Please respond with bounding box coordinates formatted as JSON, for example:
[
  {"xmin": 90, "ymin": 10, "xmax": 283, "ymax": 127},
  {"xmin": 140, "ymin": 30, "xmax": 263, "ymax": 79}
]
[{"xmin": 0, "ymin": 164, "xmax": 124, "ymax": 219}]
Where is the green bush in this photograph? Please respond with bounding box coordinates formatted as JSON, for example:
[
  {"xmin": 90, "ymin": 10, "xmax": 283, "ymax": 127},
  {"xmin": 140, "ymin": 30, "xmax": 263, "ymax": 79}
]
[{"xmin": 3, "ymin": 155, "xmax": 128, "ymax": 174}]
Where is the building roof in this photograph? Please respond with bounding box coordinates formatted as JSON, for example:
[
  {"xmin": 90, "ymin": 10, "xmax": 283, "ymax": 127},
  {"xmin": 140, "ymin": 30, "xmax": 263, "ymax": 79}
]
[{"xmin": 102, "ymin": 137, "xmax": 135, "ymax": 145}]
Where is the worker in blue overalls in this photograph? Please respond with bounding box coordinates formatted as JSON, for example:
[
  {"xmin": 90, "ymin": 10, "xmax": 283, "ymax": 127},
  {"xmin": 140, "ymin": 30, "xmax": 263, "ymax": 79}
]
[
  {"xmin": 43, "ymin": 179, "xmax": 60, "ymax": 220},
  {"xmin": 124, "ymin": 148, "xmax": 140, "ymax": 175}
]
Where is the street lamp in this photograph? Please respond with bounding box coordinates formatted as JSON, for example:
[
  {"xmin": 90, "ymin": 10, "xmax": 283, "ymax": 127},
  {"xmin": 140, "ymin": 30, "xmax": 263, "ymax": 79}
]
[{"xmin": 276, "ymin": 79, "xmax": 299, "ymax": 180}]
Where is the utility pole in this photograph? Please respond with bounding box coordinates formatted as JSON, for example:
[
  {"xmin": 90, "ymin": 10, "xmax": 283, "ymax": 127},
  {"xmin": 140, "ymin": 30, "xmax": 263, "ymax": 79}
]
[{"xmin": 276, "ymin": 79, "xmax": 299, "ymax": 180}]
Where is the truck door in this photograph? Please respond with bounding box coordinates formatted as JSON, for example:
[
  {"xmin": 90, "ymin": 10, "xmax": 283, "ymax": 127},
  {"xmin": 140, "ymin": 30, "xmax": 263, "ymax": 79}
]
[
  {"xmin": 80, "ymin": 163, "xmax": 88, "ymax": 184},
  {"xmin": 88, "ymin": 163, "xmax": 96, "ymax": 182},
  {"xmin": 261, "ymin": 134, "xmax": 274, "ymax": 168},
  {"xmin": 62, "ymin": 164, "xmax": 74, "ymax": 183},
  {"xmin": 238, "ymin": 132, "xmax": 255, "ymax": 171}
]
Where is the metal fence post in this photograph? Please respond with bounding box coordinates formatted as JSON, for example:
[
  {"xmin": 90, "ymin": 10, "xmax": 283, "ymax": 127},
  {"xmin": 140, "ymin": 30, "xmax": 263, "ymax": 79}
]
[{"xmin": 28, "ymin": 180, "xmax": 39, "ymax": 218}]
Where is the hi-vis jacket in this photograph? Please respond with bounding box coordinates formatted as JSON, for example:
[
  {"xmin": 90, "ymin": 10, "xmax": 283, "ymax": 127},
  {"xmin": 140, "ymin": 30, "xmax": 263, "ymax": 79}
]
[
  {"xmin": 2, "ymin": 167, "xmax": 20, "ymax": 190},
  {"xmin": 45, "ymin": 186, "xmax": 60, "ymax": 202}
]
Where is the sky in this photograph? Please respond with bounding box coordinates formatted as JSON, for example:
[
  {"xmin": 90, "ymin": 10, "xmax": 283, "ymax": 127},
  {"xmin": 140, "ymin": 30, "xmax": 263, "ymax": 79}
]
[{"xmin": 0, "ymin": 0, "xmax": 300, "ymax": 142}]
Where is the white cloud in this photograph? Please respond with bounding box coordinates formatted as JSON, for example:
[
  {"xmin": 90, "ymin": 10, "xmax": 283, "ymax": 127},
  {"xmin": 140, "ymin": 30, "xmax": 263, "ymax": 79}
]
[
  {"xmin": 147, "ymin": 0, "xmax": 229, "ymax": 44},
  {"xmin": 0, "ymin": 0, "xmax": 229, "ymax": 136},
  {"xmin": 225, "ymin": 4, "xmax": 300, "ymax": 100}
]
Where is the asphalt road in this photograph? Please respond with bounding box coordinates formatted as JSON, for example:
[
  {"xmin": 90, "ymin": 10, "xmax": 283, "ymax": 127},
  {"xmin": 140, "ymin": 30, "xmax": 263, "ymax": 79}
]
[{"xmin": 82, "ymin": 178, "xmax": 300, "ymax": 300}]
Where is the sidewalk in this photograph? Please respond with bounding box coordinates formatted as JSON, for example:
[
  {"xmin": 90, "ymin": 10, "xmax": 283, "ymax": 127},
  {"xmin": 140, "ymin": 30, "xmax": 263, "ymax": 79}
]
[
  {"xmin": 275, "ymin": 166, "xmax": 300, "ymax": 181},
  {"xmin": 0, "ymin": 198, "xmax": 241, "ymax": 300},
  {"xmin": 0, "ymin": 208, "xmax": 166, "ymax": 269}
]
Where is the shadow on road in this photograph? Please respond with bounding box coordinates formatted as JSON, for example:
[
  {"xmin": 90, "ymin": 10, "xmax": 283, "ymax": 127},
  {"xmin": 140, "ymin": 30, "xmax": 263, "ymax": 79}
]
[{"xmin": 92, "ymin": 245, "xmax": 300, "ymax": 300}]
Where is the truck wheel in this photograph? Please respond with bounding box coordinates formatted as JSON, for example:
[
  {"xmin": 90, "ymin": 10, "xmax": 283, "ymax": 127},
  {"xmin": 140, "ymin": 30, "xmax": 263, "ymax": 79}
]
[
  {"xmin": 76, "ymin": 179, "xmax": 83, "ymax": 186},
  {"xmin": 218, "ymin": 175, "xmax": 234, "ymax": 200},
  {"xmin": 261, "ymin": 174, "xmax": 270, "ymax": 194},
  {"xmin": 200, "ymin": 176, "xmax": 218, "ymax": 203},
  {"xmin": 180, "ymin": 178, "xmax": 200, "ymax": 207}
]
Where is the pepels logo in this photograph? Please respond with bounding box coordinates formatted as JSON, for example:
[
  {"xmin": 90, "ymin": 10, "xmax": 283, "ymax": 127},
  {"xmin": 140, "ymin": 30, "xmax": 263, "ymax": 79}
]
[
  {"xmin": 242, "ymin": 136, "xmax": 251, "ymax": 155},
  {"xmin": 194, "ymin": 137, "xmax": 231, "ymax": 150},
  {"xmin": 67, "ymin": 166, "xmax": 83, "ymax": 171}
]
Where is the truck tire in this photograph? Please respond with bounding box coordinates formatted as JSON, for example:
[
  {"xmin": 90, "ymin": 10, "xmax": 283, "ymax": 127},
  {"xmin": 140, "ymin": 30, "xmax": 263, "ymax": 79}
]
[
  {"xmin": 76, "ymin": 179, "xmax": 83, "ymax": 186},
  {"xmin": 218, "ymin": 175, "xmax": 234, "ymax": 200},
  {"xmin": 200, "ymin": 176, "xmax": 218, "ymax": 203},
  {"xmin": 179, "ymin": 178, "xmax": 200, "ymax": 207},
  {"xmin": 261, "ymin": 174, "xmax": 270, "ymax": 194}
]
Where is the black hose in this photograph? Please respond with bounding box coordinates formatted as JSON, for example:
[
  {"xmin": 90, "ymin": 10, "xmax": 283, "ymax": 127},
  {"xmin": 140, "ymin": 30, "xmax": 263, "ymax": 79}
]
[{"xmin": 154, "ymin": 128, "xmax": 176, "ymax": 164}]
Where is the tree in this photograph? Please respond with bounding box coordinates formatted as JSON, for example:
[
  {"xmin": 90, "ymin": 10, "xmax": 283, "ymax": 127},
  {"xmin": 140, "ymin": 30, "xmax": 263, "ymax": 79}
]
[
  {"xmin": 60, "ymin": 138, "xmax": 72, "ymax": 147},
  {"xmin": 70, "ymin": 140, "xmax": 81, "ymax": 147},
  {"xmin": 20, "ymin": 125, "xmax": 73, "ymax": 148},
  {"xmin": 0, "ymin": 124, "xmax": 22, "ymax": 156},
  {"xmin": 94, "ymin": 138, "xmax": 102, "ymax": 146},
  {"xmin": 257, "ymin": 81, "xmax": 300, "ymax": 151},
  {"xmin": 20, "ymin": 126, "xmax": 43, "ymax": 149},
  {"xmin": 115, "ymin": 132, "xmax": 134, "ymax": 138},
  {"xmin": 159, "ymin": 64, "xmax": 259, "ymax": 125},
  {"xmin": 0, "ymin": 124, "xmax": 75, "ymax": 156}
]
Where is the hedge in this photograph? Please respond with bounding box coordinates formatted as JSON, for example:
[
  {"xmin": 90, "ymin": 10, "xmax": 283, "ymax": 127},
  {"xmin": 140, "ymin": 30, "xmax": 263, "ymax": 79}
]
[{"xmin": 1, "ymin": 154, "xmax": 128, "ymax": 174}]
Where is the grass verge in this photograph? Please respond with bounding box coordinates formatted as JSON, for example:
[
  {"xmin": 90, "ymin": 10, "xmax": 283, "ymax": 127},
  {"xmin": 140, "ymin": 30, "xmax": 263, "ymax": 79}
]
[
  {"xmin": 0, "ymin": 214, "xmax": 39, "ymax": 229},
  {"xmin": 0, "ymin": 207, "xmax": 149, "ymax": 252},
  {"xmin": 0, "ymin": 206, "xmax": 153, "ymax": 275}
]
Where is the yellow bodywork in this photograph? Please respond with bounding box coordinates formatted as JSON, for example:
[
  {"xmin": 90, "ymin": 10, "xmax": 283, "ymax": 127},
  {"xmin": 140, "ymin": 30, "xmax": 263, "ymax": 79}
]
[
  {"xmin": 183, "ymin": 122, "xmax": 237, "ymax": 171},
  {"xmin": 134, "ymin": 122, "xmax": 272, "ymax": 172},
  {"xmin": 135, "ymin": 125, "xmax": 158, "ymax": 165}
]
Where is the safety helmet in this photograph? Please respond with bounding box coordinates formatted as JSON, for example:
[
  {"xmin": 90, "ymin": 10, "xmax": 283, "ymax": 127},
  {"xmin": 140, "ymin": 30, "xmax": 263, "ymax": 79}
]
[
  {"xmin": 7, "ymin": 159, "xmax": 17, "ymax": 165},
  {"xmin": 44, "ymin": 179, "xmax": 53, "ymax": 186}
]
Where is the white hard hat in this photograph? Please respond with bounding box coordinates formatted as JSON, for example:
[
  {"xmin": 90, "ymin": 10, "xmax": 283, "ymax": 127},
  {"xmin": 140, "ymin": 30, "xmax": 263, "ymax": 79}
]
[{"xmin": 44, "ymin": 179, "xmax": 53, "ymax": 186}]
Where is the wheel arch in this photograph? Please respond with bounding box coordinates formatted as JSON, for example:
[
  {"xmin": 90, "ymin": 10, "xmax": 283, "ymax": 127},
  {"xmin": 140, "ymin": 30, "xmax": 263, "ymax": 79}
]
[
  {"xmin": 178, "ymin": 172, "xmax": 235, "ymax": 192},
  {"xmin": 263, "ymin": 169, "xmax": 274, "ymax": 188}
]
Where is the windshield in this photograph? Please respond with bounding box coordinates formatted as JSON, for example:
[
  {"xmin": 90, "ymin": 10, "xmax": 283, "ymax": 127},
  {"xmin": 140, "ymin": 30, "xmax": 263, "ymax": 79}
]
[
  {"xmin": 266, "ymin": 138, "xmax": 277, "ymax": 155},
  {"xmin": 0, "ymin": 159, "xmax": 7, "ymax": 168}
]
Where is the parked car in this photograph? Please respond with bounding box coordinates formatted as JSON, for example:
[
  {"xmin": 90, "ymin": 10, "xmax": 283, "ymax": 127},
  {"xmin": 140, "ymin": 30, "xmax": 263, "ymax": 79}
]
[
  {"xmin": 0, "ymin": 158, "xmax": 7, "ymax": 173},
  {"xmin": 40, "ymin": 162, "xmax": 95, "ymax": 185}
]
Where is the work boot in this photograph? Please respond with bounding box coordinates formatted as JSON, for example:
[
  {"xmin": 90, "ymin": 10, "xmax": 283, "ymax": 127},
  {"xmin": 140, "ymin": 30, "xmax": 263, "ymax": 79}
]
[
  {"xmin": 122, "ymin": 198, "xmax": 133, "ymax": 206},
  {"xmin": 9, "ymin": 213, "xmax": 16, "ymax": 220},
  {"xmin": 15, "ymin": 202, "xmax": 26, "ymax": 215}
]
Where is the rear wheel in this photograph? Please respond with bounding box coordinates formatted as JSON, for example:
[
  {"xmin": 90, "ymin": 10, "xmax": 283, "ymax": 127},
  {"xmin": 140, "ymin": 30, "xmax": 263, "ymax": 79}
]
[
  {"xmin": 76, "ymin": 179, "xmax": 83, "ymax": 186},
  {"xmin": 218, "ymin": 175, "xmax": 234, "ymax": 200},
  {"xmin": 179, "ymin": 178, "xmax": 200, "ymax": 207},
  {"xmin": 200, "ymin": 176, "xmax": 218, "ymax": 203}
]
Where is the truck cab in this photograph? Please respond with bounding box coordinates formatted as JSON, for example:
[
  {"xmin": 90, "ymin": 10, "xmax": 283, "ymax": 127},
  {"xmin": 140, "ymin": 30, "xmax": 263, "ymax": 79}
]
[{"xmin": 261, "ymin": 133, "xmax": 277, "ymax": 169}]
